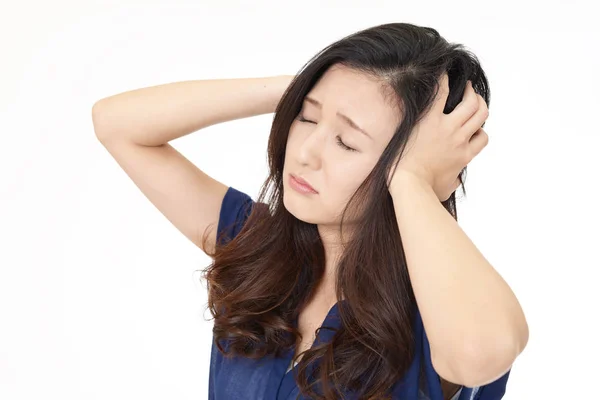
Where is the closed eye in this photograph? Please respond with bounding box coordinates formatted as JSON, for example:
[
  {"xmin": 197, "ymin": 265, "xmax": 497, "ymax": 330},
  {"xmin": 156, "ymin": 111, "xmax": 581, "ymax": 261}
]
[
  {"xmin": 297, "ymin": 115, "xmax": 358, "ymax": 152},
  {"xmin": 335, "ymin": 136, "xmax": 356, "ymax": 152}
]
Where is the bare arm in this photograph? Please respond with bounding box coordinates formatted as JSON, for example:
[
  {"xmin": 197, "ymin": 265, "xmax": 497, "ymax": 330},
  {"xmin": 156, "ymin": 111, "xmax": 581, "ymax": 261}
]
[
  {"xmin": 91, "ymin": 76, "xmax": 293, "ymax": 254},
  {"xmin": 92, "ymin": 76, "xmax": 293, "ymax": 145},
  {"xmin": 390, "ymin": 171, "xmax": 528, "ymax": 387}
]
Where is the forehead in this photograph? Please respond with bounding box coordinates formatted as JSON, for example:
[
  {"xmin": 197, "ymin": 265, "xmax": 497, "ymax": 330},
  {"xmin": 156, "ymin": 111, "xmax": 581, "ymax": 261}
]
[{"xmin": 305, "ymin": 64, "xmax": 401, "ymax": 142}]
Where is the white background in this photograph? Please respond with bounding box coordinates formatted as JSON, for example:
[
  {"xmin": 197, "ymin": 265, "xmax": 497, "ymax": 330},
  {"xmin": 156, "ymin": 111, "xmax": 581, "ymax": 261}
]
[{"xmin": 1, "ymin": 1, "xmax": 598, "ymax": 399}]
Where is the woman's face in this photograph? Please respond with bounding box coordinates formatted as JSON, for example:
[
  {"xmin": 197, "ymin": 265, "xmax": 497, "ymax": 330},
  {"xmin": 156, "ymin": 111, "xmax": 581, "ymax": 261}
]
[{"xmin": 282, "ymin": 64, "xmax": 401, "ymax": 225}]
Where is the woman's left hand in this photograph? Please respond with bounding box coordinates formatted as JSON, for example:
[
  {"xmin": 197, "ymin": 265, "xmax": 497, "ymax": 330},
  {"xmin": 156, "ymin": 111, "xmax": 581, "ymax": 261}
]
[{"xmin": 388, "ymin": 73, "xmax": 490, "ymax": 201}]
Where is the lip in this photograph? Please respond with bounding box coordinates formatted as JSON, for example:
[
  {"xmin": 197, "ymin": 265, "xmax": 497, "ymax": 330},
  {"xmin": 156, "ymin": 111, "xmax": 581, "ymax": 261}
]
[{"xmin": 289, "ymin": 174, "xmax": 318, "ymax": 194}]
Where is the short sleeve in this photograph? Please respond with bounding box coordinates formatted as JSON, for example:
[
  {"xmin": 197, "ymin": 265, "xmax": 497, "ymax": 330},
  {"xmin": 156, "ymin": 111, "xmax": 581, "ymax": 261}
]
[
  {"xmin": 471, "ymin": 369, "xmax": 511, "ymax": 399},
  {"xmin": 216, "ymin": 186, "xmax": 255, "ymax": 246}
]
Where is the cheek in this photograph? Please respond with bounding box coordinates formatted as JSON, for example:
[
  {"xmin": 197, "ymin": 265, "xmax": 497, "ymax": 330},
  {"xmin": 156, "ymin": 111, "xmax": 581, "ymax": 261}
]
[
  {"xmin": 331, "ymin": 158, "xmax": 371, "ymax": 186},
  {"xmin": 325, "ymin": 163, "xmax": 370, "ymax": 206}
]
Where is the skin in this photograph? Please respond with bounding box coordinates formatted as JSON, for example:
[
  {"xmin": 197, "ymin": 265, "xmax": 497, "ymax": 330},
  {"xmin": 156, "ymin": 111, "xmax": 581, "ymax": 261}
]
[
  {"xmin": 282, "ymin": 64, "xmax": 401, "ymax": 281},
  {"xmin": 280, "ymin": 66, "xmax": 464, "ymax": 397}
]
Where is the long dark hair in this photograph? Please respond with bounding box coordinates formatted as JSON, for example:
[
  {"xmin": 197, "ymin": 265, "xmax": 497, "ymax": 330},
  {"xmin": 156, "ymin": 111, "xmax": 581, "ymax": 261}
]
[{"xmin": 202, "ymin": 22, "xmax": 490, "ymax": 399}]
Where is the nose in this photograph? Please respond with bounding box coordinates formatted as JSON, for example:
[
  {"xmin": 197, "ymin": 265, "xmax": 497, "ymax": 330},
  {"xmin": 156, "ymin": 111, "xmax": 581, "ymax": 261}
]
[{"xmin": 297, "ymin": 125, "xmax": 326, "ymax": 169}]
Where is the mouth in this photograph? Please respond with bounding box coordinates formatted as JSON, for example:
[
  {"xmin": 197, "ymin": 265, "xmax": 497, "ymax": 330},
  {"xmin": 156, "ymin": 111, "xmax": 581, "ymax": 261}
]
[{"xmin": 289, "ymin": 174, "xmax": 318, "ymax": 194}]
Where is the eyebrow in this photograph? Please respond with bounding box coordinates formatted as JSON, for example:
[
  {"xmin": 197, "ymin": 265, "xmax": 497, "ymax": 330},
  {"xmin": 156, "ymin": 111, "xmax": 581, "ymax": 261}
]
[{"xmin": 304, "ymin": 96, "xmax": 373, "ymax": 140}]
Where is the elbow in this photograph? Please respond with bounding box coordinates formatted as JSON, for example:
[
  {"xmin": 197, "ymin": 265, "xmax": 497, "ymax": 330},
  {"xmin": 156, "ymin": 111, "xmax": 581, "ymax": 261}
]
[
  {"xmin": 456, "ymin": 345, "xmax": 516, "ymax": 388},
  {"xmin": 433, "ymin": 333, "xmax": 526, "ymax": 388},
  {"xmin": 92, "ymin": 101, "xmax": 107, "ymax": 140},
  {"xmin": 92, "ymin": 100, "xmax": 117, "ymax": 142}
]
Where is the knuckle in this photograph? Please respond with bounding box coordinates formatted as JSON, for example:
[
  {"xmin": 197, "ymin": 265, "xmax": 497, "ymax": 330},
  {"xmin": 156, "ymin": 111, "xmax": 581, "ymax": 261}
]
[{"xmin": 469, "ymin": 99, "xmax": 479, "ymax": 114}]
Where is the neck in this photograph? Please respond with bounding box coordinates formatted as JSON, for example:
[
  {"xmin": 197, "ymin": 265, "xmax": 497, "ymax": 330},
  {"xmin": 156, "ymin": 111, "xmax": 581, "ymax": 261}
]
[{"xmin": 317, "ymin": 223, "xmax": 353, "ymax": 298}]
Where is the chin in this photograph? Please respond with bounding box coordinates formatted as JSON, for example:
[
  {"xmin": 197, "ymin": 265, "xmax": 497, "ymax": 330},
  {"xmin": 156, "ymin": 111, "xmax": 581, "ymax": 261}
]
[{"xmin": 282, "ymin": 189, "xmax": 322, "ymax": 224}]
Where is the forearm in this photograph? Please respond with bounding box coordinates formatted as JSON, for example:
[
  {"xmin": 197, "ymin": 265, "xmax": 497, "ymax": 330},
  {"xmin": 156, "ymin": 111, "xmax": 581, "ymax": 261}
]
[
  {"xmin": 92, "ymin": 76, "xmax": 290, "ymax": 146},
  {"xmin": 389, "ymin": 172, "xmax": 528, "ymax": 386}
]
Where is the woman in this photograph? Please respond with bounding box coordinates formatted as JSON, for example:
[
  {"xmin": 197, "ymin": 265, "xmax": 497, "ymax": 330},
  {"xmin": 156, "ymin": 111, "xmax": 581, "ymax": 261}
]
[{"xmin": 93, "ymin": 22, "xmax": 528, "ymax": 400}]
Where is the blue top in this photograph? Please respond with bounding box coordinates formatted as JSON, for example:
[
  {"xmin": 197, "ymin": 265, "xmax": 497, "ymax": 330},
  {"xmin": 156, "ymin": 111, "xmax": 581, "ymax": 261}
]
[{"xmin": 208, "ymin": 186, "xmax": 511, "ymax": 399}]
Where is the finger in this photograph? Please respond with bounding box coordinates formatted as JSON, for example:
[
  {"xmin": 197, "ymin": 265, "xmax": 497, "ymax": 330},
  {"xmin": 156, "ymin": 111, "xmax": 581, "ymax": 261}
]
[
  {"xmin": 462, "ymin": 94, "xmax": 489, "ymax": 141},
  {"xmin": 450, "ymin": 80, "xmax": 479, "ymax": 130},
  {"xmin": 433, "ymin": 72, "xmax": 451, "ymax": 115},
  {"xmin": 468, "ymin": 128, "xmax": 489, "ymax": 158}
]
